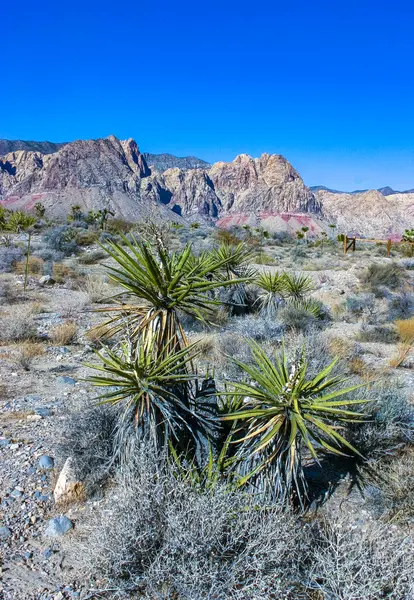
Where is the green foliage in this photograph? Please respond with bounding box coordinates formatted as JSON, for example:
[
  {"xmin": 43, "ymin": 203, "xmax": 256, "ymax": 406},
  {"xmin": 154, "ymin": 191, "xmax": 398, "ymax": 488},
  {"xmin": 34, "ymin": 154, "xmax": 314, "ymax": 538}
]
[
  {"xmin": 402, "ymin": 228, "xmax": 414, "ymax": 243},
  {"xmin": 3, "ymin": 210, "xmax": 36, "ymax": 233},
  {"xmin": 68, "ymin": 204, "xmax": 83, "ymax": 222},
  {"xmin": 87, "ymin": 339, "xmax": 200, "ymax": 448},
  {"xmin": 222, "ymin": 341, "xmax": 368, "ymax": 508},
  {"xmin": 99, "ymin": 235, "xmax": 250, "ymax": 349},
  {"xmin": 282, "ymin": 272, "xmax": 313, "ymax": 298},
  {"xmin": 34, "ymin": 202, "xmax": 46, "ymax": 218}
]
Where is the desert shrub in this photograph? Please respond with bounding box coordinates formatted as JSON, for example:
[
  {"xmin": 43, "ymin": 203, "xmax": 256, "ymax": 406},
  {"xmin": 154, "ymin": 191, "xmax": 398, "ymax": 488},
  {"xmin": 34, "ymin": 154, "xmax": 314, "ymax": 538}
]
[
  {"xmin": 0, "ymin": 306, "xmax": 38, "ymax": 343},
  {"xmin": 345, "ymin": 293, "xmax": 376, "ymax": 320},
  {"xmin": 79, "ymin": 449, "xmax": 304, "ymax": 599},
  {"xmin": 33, "ymin": 247, "xmax": 65, "ymax": 262},
  {"xmin": 43, "ymin": 226, "xmax": 78, "ymax": 256},
  {"xmin": 214, "ymin": 228, "xmax": 242, "ymax": 246},
  {"xmin": 388, "ymin": 291, "xmax": 414, "ymax": 320},
  {"xmin": 230, "ymin": 314, "xmax": 284, "ymax": 341},
  {"xmin": 0, "ymin": 246, "xmax": 24, "ymax": 273},
  {"xmin": 252, "ymin": 252, "xmax": 278, "ymax": 265},
  {"xmin": 75, "ymin": 229, "xmax": 99, "ymax": 246},
  {"xmin": 14, "ymin": 256, "xmax": 44, "ymax": 275},
  {"xmin": 0, "ymin": 279, "xmax": 20, "ymax": 303},
  {"xmin": 277, "ymin": 299, "xmax": 328, "ymax": 332},
  {"xmin": 395, "ymin": 316, "xmax": 414, "ymax": 344},
  {"xmin": 347, "ymin": 380, "xmax": 414, "ymax": 464},
  {"xmin": 14, "ymin": 342, "xmax": 45, "ymax": 370},
  {"xmin": 357, "ymin": 324, "xmax": 399, "ymax": 344},
  {"xmin": 290, "ymin": 245, "xmax": 307, "ymax": 261},
  {"xmin": 361, "ymin": 262, "xmax": 405, "ymax": 294},
  {"xmin": 372, "ymin": 450, "xmax": 414, "ymax": 524},
  {"xmin": 56, "ymin": 404, "xmax": 117, "ymax": 494},
  {"xmin": 49, "ymin": 321, "xmax": 78, "ymax": 345},
  {"xmin": 78, "ymin": 249, "xmax": 107, "ymax": 264},
  {"xmin": 52, "ymin": 263, "xmax": 77, "ymax": 283},
  {"xmin": 106, "ymin": 218, "xmax": 134, "ymax": 234},
  {"xmin": 84, "ymin": 274, "xmax": 111, "ymax": 303},
  {"xmin": 307, "ymin": 516, "xmax": 414, "ymax": 599}
]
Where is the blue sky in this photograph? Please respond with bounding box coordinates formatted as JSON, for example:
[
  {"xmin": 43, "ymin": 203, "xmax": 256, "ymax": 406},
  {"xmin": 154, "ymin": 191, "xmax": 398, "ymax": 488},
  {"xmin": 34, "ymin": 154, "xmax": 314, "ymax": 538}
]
[{"xmin": 2, "ymin": 0, "xmax": 414, "ymax": 191}]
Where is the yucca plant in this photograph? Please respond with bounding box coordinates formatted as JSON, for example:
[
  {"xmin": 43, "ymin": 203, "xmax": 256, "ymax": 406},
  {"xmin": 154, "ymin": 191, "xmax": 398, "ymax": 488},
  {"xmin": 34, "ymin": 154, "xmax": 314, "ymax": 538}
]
[
  {"xmin": 99, "ymin": 235, "xmax": 250, "ymax": 355},
  {"xmin": 222, "ymin": 340, "xmax": 369, "ymax": 509},
  {"xmin": 282, "ymin": 272, "xmax": 313, "ymax": 299},
  {"xmin": 5, "ymin": 211, "xmax": 36, "ymax": 233},
  {"xmin": 255, "ymin": 271, "xmax": 286, "ymax": 318},
  {"xmin": 87, "ymin": 338, "xmax": 205, "ymax": 454},
  {"xmin": 210, "ymin": 243, "xmax": 256, "ymax": 314}
]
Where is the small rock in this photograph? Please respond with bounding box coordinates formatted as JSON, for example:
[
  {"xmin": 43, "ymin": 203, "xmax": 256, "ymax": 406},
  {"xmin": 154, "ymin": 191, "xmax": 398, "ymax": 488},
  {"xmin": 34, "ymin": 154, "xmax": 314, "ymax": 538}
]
[
  {"xmin": 39, "ymin": 275, "xmax": 55, "ymax": 286},
  {"xmin": 42, "ymin": 547, "xmax": 53, "ymax": 558},
  {"xmin": 24, "ymin": 551, "xmax": 33, "ymax": 559},
  {"xmin": 35, "ymin": 408, "xmax": 51, "ymax": 417},
  {"xmin": 54, "ymin": 457, "xmax": 84, "ymax": 504},
  {"xmin": 0, "ymin": 438, "xmax": 10, "ymax": 447},
  {"xmin": 27, "ymin": 414, "xmax": 42, "ymax": 421},
  {"xmin": 57, "ymin": 376, "xmax": 76, "ymax": 386},
  {"xmin": 10, "ymin": 489, "xmax": 23, "ymax": 498},
  {"xmin": 24, "ymin": 395, "xmax": 42, "ymax": 402},
  {"xmin": 0, "ymin": 526, "xmax": 12, "ymax": 539},
  {"xmin": 39, "ymin": 455, "xmax": 54, "ymax": 470},
  {"xmin": 44, "ymin": 515, "xmax": 73, "ymax": 537}
]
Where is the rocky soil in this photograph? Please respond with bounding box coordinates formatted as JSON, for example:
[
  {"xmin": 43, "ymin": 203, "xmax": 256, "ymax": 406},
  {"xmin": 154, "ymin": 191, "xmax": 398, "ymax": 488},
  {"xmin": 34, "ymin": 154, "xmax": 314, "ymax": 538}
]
[{"xmin": 0, "ymin": 238, "xmax": 413, "ymax": 599}]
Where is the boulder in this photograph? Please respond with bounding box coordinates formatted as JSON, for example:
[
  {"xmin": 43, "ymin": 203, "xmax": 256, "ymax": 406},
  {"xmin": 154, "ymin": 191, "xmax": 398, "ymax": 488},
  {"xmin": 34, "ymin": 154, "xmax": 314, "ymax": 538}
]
[{"xmin": 54, "ymin": 457, "xmax": 84, "ymax": 504}]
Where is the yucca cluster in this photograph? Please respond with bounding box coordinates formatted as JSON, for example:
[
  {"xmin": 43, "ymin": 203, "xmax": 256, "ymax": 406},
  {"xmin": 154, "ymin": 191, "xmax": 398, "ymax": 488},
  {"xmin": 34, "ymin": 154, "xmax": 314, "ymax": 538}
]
[{"xmin": 87, "ymin": 230, "xmax": 368, "ymax": 508}]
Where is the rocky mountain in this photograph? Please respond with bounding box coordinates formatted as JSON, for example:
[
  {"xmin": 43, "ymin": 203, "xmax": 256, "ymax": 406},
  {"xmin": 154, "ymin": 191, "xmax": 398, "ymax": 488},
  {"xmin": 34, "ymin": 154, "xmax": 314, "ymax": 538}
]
[
  {"xmin": 311, "ymin": 184, "xmax": 413, "ymax": 197},
  {"xmin": 0, "ymin": 135, "xmax": 319, "ymax": 224},
  {"xmin": 1, "ymin": 135, "xmax": 413, "ymax": 236},
  {"xmin": 143, "ymin": 153, "xmax": 211, "ymax": 172},
  {"xmin": 315, "ymin": 188, "xmax": 414, "ymax": 238},
  {"xmin": 0, "ymin": 140, "xmax": 66, "ymax": 155}
]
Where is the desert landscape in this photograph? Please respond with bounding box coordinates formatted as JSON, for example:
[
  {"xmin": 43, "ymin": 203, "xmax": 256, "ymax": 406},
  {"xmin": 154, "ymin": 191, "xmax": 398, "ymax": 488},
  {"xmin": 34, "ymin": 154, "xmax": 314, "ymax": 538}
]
[{"xmin": 0, "ymin": 154, "xmax": 413, "ymax": 597}]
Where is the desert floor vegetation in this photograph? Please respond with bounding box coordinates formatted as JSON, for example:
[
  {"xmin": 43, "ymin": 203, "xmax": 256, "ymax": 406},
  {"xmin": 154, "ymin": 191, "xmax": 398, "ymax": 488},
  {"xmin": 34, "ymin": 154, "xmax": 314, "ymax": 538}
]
[{"xmin": 0, "ymin": 217, "xmax": 413, "ymax": 599}]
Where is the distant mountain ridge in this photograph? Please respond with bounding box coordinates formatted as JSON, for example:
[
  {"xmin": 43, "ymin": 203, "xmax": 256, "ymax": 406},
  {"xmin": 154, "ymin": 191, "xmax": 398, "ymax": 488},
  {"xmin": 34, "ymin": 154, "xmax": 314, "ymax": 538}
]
[
  {"xmin": 0, "ymin": 136, "xmax": 317, "ymax": 226},
  {"xmin": 1, "ymin": 136, "xmax": 413, "ymax": 237},
  {"xmin": 143, "ymin": 153, "xmax": 211, "ymax": 172},
  {"xmin": 311, "ymin": 185, "xmax": 414, "ymax": 196}
]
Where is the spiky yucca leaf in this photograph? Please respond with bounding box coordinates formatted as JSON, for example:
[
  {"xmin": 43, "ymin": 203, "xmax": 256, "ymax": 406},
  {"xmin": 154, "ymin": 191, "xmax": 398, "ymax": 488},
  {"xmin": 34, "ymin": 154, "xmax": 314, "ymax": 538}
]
[
  {"xmin": 222, "ymin": 340, "xmax": 369, "ymax": 508},
  {"xmin": 282, "ymin": 273, "xmax": 313, "ymax": 299},
  {"xmin": 86, "ymin": 340, "xmax": 202, "ymax": 449},
  {"xmin": 255, "ymin": 271, "xmax": 286, "ymax": 317},
  {"xmin": 98, "ymin": 235, "xmax": 250, "ymax": 349}
]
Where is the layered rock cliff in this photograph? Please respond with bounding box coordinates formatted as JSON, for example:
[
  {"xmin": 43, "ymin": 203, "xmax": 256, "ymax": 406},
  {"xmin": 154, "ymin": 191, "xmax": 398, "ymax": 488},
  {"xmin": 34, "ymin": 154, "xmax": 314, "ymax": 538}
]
[
  {"xmin": 0, "ymin": 135, "xmax": 319, "ymax": 223},
  {"xmin": 1, "ymin": 135, "xmax": 412, "ymax": 236}
]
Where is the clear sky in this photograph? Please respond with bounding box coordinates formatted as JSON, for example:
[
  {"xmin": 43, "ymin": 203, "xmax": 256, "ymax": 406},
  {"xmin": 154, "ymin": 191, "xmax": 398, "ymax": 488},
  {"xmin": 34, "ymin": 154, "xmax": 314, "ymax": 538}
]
[{"xmin": 2, "ymin": 0, "xmax": 414, "ymax": 191}]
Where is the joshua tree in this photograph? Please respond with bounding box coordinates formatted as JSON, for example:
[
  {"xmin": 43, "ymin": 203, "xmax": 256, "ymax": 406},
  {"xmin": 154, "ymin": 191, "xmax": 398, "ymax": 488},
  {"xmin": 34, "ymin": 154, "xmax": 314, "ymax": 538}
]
[{"xmin": 34, "ymin": 202, "xmax": 46, "ymax": 218}]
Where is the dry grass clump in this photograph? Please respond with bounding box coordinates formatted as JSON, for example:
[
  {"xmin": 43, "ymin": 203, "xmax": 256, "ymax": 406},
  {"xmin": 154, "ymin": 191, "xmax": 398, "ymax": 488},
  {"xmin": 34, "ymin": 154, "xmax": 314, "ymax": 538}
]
[
  {"xmin": 0, "ymin": 278, "xmax": 21, "ymax": 304},
  {"xmin": 360, "ymin": 262, "xmax": 405, "ymax": 295},
  {"xmin": 14, "ymin": 256, "xmax": 44, "ymax": 275},
  {"xmin": 395, "ymin": 317, "xmax": 414, "ymax": 344},
  {"xmin": 78, "ymin": 249, "xmax": 107, "ymax": 264},
  {"xmin": 389, "ymin": 317, "xmax": 414, "ymax": 368},
  {"xmin": 52, "ymin": 263, "xmax": 78, "ymax": 283},
  {"xmin": 14, "ymin": 342, "xmax": 45, "ymax": 370},
  {"xmin": 85, "ymin": 323, "xmax": 113, "ymax": 347},
  {"xmin": 84, "ymin": 274, "xmax": 111, "ymax": 303},
  {"xmin": 0, "ymin": 305, "xmax": 38, "ymax": 343},
  {"xmin": 49, "ymin": 321, "xmax": 78, "ymax": 345}
]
